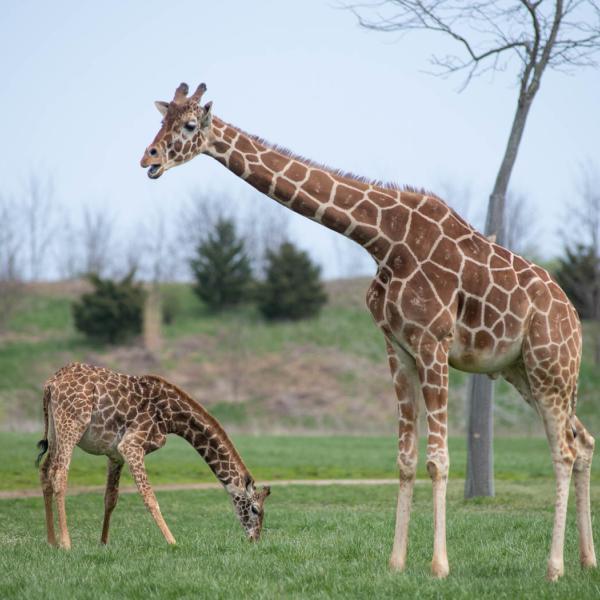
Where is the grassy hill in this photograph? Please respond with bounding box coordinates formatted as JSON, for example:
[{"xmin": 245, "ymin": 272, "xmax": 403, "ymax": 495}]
[{"xmin": 1, "ymin": 279, "xmax": 599, "ymax": 435}]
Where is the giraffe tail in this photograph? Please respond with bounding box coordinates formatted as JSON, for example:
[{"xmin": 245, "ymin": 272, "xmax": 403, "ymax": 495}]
[{"xmin": 35, "ymin": 385, "xmax": 51, "ymax": 467}]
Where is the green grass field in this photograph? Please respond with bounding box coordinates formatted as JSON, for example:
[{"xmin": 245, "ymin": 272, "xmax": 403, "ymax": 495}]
[
  {"xmin": 2, "ymin": 434, "xmax": 600, "ymax": 598},
  {"xmin": 2, "ymin": 283, "xmax": 600, "ymax": 596}
]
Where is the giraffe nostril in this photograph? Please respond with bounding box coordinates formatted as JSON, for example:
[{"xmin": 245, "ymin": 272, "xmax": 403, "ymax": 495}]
[{"xmin": 149, "ymin": 148, "xmax": 158, "ymax": 157}]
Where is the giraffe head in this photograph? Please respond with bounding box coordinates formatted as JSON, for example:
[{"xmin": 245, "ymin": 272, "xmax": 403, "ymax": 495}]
[
  {"xmin": 229, "ymin": 476, "xmax": 271, "ymax": 541},
  {"xmin": 140, "ymin": 82, "xmax": 213, "ymax": 179}
]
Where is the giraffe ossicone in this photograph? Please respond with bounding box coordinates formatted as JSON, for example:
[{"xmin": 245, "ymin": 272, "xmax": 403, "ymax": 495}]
[
  {"xmin": 37, "ymin": 363, "xmax": 270, "ymax": 549},
  {"xmin": 140, "ymin": 82, "xmax": 596, "ymax": 580}
]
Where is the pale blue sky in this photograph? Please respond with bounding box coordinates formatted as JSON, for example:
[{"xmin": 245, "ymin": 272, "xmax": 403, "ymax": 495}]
[{"xmin": 1, "ymin": 1, "xmax": 599, "ymax": 278}]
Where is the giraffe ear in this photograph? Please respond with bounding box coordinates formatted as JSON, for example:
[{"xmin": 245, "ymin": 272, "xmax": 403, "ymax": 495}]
[
  {"xmin": 201, "ymin": 102, "xmax": 213, "ymax": 129},
  {"xmin": 244, "ymin": 474, "xmax": 254, "ymax": 495},
  {"xmin": 155, "ymin": 101, "xmax": 169, "ymax": 117}
]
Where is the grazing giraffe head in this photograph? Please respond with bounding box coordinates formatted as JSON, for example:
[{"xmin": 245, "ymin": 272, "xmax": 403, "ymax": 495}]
[
  {"xmin": 228, "ymin": 477, "xmax": 271, "ymax": 541},
  {"xmin": 140, "ymin": 82, "xmax": 213, "ymax": 179}
]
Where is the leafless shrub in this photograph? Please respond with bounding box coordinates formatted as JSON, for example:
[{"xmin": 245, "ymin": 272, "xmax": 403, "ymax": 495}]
[
  {"xmin": 81, "ymin": 205, "xmax": 114, "ymax": 277},
  {"xmin": 21, "ymin": 174, "xmax": 57, "ymax": 281},
  {"xmin": 0, "ymin": 196, "xmax": 24, "ymax": 330}
]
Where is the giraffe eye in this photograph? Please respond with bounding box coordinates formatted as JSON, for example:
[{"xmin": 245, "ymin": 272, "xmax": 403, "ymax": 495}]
[
  {"xmin": 184, "ymin": 120, "xmax": 197, "ymax": 132},
  {"xmin": 250, "ymin": 505, "xmax": 261, "ymax": 516}
]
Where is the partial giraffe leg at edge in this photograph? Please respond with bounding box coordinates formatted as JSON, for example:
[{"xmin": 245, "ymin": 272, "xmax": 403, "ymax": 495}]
[{"xmin": 572, "ymin": 415, "xmax": 597, "ymax": 569}]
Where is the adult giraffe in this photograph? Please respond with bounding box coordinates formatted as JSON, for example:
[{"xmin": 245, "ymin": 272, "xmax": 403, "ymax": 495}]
[{"xmin": 140, "ymin": 82, "xmax": 596, "ymax": 580}]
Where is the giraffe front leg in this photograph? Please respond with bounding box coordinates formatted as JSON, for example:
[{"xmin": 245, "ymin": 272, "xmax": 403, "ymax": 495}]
[
  {"xmin": 417, "ymin": 342, "xmax": 450, "ymax": 579},
  {"xmin": 101, "ymin": 458, "xmax": 124, "ymax": 545},
  {"xmin": 386, "ymin": 342, "xmax": 421, "ymax": 573},
  {"xmin": 118, "ymin": 440, "xmax": 176, "ymax": 545}
]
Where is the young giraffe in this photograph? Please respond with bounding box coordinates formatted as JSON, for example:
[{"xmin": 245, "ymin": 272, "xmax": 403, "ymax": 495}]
[
  {"xmin": 37, "ymin": 362, "xmax": 270, "ymax": 549},
  {"xmin": 140, "ymin": 82, "xmax": 596, "ymax": 580}
]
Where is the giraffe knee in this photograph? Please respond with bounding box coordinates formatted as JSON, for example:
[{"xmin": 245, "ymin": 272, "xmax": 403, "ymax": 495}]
[
  {"xmin": 397, "ymin": 451, "xmax": 417, "ymax": 481},
  {"xmin": 426, "ymin": 454, "xmax": 449, "ymax": 481},
  {"xmin": 574, "ymin": 430, "xmax": 595, "ymax": 472},
  {"xmin": 555, "ymin": 429, "xmax": 577, "ymax": 469},
  {"xmin": 105, "ymin": 491, "xmax": 119, "ymax": 511},
  {"xmin": 50, "ymin": 467, "xmax": 67, "ymax": 494},
  {"xmin": 39, "ymin": 461, "xmax": 51, "ymax": 486}
]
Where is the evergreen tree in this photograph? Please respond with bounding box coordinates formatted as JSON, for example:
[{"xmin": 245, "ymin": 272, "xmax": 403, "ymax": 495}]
[
  {"xmin": 258, "ymin": 242, "xmax": 327, "ymax": 321},
  {"xmin": 555, "ymin": 243, "xmax": 600, "ymax": 365},
  {"xmin": 190, "ymin": 218, "xmax": 252, "ymax": 310},
  {"xmin": 555, "ymin": 243, "xmax": 600, "ymax": 320},
  {"xmin": 72, "ymin": 272, "xmax": 145, "ymax": 344}
]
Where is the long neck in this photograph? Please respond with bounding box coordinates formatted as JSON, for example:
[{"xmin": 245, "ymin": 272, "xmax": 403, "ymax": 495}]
[
  {"xmin": 206, "ymin": 117, "xmax": 404, "ymax": 262},
  {"xmin": 161, "ymin": 381, "xmax": 251, "ymax": 491}
]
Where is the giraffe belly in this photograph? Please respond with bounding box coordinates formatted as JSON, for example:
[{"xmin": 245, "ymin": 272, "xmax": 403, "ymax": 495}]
[
  {"xmin": 448, "ymin": 332, "xmax": 523, "ymax": 374},
  {"xmin": 78, "ymin": 425, "xmax": 121, "ymax": 458}
]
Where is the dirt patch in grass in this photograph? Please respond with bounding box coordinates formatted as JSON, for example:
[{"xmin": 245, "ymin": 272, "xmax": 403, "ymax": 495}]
[{"xmin": 25, "ymin": 279, "xmax": 92, "ymax": 298}]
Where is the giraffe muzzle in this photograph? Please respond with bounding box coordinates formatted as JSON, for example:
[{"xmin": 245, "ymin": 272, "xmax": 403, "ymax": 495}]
[{"xmin": 147, "ymin": 164, "xmax": 164, "ymax": 179}]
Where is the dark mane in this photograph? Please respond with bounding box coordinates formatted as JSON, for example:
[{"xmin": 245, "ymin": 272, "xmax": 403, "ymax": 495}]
[
  {"xmin": 218, "ymin": 118, "xmax": 443, "ymax": 200},
  {"xmin": 251, "ymin": 135, "xmax": 442, "ymax": 198},
  {"xmin": 143, "ymin": 373, "xmax": 251, "ymax": 478}
]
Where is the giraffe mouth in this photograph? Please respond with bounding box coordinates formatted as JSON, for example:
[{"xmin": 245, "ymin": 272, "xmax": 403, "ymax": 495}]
[{"xmin": 147, "ymin": 164, "xmax": 164, "ymax": 179}]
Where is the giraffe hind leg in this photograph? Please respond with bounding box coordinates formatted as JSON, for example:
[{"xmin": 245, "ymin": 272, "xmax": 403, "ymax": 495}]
[
  {"xmin": 572, "ymin": 415, "xmax": 596, "ymax": 569},
  {"xmin": 539, "ymin": 406, "xmax": 575, "ymax": 581},
  {"xmin": 48, "ymin": 418, "xmax": 89, "ymax": 550},
  {"xmin": 101, "ymin": 458, "xmax": 124, "ymax": 545},
  {"xmin": 520, "ymin": 317, "xmax": 580, "ymax": 581},
  {"xmin": 39, "ymin": 445, "xmax": 57, "ymax": 547}
]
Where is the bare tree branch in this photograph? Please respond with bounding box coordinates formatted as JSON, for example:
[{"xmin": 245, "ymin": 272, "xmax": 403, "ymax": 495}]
[
  {"xmin": 348, "ymin": 0, "xmax": 600, "ymax": 90},
  {"xmin": 178, "ymin": 189, "xmax": 233, "ymax": 262},
  {"xmin": 137, "ymin": 208, "xmax": 180, "ymax": 283},
  {"xmin": 54, "ymin": 210, "xmax": 81, "ymax": 280},
  {"xmin": 22, "ymin": 174, "xmax": 57, "ymax": 281},
  {"xmin": 0, "ymin": 195, "xmax": 24, "ymax": 330},
  {"xmin": 81, "ymin": 205, "xmax": 114, "ymax": 277},
  {"xmin": 243, "ymin": 201, "xmax": 290, "ymax": 276},
  {"xmin": 504, "ymin": 190, "xmax": 541, "ymax": 256}
]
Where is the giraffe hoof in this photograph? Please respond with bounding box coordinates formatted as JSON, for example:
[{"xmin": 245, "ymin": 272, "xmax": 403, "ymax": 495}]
[
  {"xmin": 546, "ymin": 562, "xmax": 564, "ymax": 581},
  {"xmin": 389, "ymin": 556, "xmax": 406, "ymax": 572},
  {"xmin": 431, "ymin": 559, "xmax": 449, "ymax": 579},
  {"xmin": 581, "ymin": 556, "xmax": 597, "ymax": 569}
]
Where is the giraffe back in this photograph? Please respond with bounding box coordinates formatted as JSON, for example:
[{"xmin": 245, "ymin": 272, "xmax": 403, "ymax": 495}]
[{"xmin": 45, "ymin": 363, "xmax": 168, "ymax": 459}]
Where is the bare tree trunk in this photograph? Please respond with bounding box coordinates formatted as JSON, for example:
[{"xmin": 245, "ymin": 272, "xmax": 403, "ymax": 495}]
[
  {"xmin": 143, "ymin": 284, "xmax": 162, "ymax": 357},
  {"xmin": 464, "ymin": 375, "xmax": 495, "ymax": 497},
  {"xmin": 484, "ymin": 98, "xmax": 533, "ymax": 240},
  {"xmin": 465, "ymin": 97, "xmax": 532, "ymax": 499}
]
